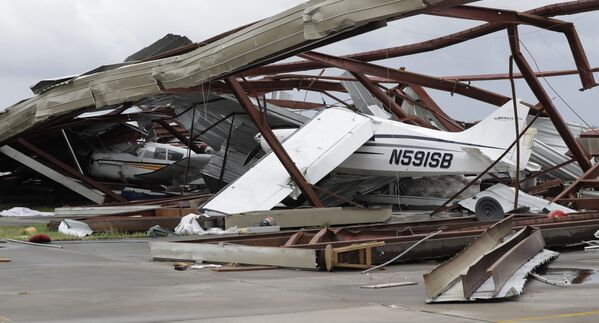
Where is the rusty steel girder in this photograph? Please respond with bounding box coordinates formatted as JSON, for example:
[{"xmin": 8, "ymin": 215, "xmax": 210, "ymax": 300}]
[
  {"xmin": 429, "ymin": 5, "xmax": 597, "ymax": 90},
  {"xmin": 507, "ymin": 25, "xmax": 592, "ymax": 172},
  {"xmin": 299, "ymin": 51, "xmax": 513, "ymax": 107},
  {"xmin": 247, "ymin": 1, "xmax": 599, "ymax": 77},
  {"xmin": 225, "ymin": 77, "xmax": 323, "ymax": 207}
]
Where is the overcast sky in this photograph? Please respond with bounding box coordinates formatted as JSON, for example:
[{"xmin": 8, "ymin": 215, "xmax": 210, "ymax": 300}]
[{"xmin": 1, "ymin": 0, "xmax": 598, "ymax": 126}]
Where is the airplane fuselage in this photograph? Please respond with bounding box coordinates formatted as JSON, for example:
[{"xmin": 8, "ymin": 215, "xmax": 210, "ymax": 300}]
[{"xmin": 337, "ymin": 122, "xmax": 502, "ymax": 177}]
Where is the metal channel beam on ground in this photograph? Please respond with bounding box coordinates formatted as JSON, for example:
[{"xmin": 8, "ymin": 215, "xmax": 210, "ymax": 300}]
[
  {"xmin": 460, "ymin": 226, "xmax": 535, "ymax": 298},
  {"xmin": 423, "ymin": 217, "xmax": 513, "ymax": 298},
  {"xmin": 150, "ymin": 241, "xmax": 318, "ymax": 269},
  {"xmin": 225, "ymin": 207, "xmax": 391, "ymax": 229},
  {"xmin": 200, "ymin": 107, "xmax": 375, "ymax": 215},
  {"xmin": 0, "ymin": 145, "xmax": 105, "ymax": 204}
]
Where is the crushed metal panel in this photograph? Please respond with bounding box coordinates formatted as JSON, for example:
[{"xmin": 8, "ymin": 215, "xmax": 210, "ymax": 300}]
[
  {"xmin": 431, "ymin": 249, "xmax": 558, "ymax": 302},
  {"xmin": 201, "ymin": 108, "xmax": 375, "ymax": 214},
  {"xmin": 487, "ymin": 228, "xmax": 545, "ymax": 295},
  {"xmin": 422, "ymin": 217, "xmax": 513, "ymax": 299},
  {"xmin": 0, "ymin": 0, "xmax": 459, "ymax": 146},
  {"xmin": 150, "ymin": 241, "xmax": 318, "ymax": 269},
  {"xmin": 529, "ymin": 117, "xmax": 586, "ymax": 180},
  {"xmin": 225, "ymin": 207, "xmax": 391, "ymax": 229},
  {"xmin": 303, "ymin": 0, "xmax": 426, "ymax": 39},
  {"xmin": 154, "ymin": 0, "xmax": 431, "ymax": 89},
  {"xmin": 460, "ymin": 226, "xmax": 534, "ymax": 298},
  {"xmin": 459, "ymin": 183, "xmax": 575, "ymax": 214}
]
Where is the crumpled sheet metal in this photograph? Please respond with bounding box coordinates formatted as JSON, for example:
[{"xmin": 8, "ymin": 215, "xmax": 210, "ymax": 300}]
[
  {"xmin": 0, "ymin": 0, "xmax": 442, "ymax": 145},
  {"xmin": 303, "ymin": 0, "xmax": 425, "ymax": 39},
  {"xmin": 429, "ymin": 249, "xmax": 559, "ymax": 302}
]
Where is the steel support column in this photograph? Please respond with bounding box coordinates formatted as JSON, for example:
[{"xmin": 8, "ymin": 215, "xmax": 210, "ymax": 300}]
[
  {"xmin": 507, "ymin": 25, "xmax": 592, "ymax": 172},
  {"xmin": 225, "ymin": 76, "xmax": 323, "ymax": 207},
  {"xmin": 16, "ymin": 138, "xmax": 126, "ymax": 203}
]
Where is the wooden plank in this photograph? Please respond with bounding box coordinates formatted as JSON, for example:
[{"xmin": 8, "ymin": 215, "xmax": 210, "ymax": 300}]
[{"xmin": 0, "ymin": 257, "xmax": 11, "ymax": 263}]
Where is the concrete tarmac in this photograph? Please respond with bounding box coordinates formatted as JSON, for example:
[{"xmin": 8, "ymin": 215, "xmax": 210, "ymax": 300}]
[{"xmin": 1, "ymin": 239, "xmax": 599, "ymax": 322}]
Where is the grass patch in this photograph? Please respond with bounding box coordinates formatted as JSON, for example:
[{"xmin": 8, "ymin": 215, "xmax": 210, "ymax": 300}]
[{"xmin": 0, "ymin": 224, "xmax": 148, "ymax": 241}]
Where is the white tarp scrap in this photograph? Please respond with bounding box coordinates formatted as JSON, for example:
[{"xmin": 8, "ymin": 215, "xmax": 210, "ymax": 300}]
[
  {"xmin": 459, "ymin": 183, "xmax": 575, "ymax": 214},
  {"xmin": 58, "ymin": 219, "xmax": 93, "ymax": 238},
  {"xmin": 175, "ymin": 213, "xmax": 239, "ymax": 236},
  {"xmin": 0, "ymin": 207, "xmax": 54, "ymax": 217}
]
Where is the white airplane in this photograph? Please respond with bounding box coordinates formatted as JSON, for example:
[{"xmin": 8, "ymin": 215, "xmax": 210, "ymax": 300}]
[
  {"xmin": 197, "ymin": 99, "xmax": 539, "ymax": 215},
  {"xmin": 258, "ymin": 100, "xmax": 538, "ymax": 178},
  {"xmin": 88, "ymin": 142, "xmax": 212, "ymax": 185}
]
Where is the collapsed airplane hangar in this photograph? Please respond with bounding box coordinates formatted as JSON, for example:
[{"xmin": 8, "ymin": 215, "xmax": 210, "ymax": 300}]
[
  {"xmin": 1, "ymin": 0, "xmax": 597, "ymax": 211},
  {"xmin": 2, "ymin": 0, "xmax": 599, "ymax": 307}
]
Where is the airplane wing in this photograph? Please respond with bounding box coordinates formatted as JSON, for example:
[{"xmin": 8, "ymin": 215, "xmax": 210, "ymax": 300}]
[{"xmin": 135, "ymin": 155, "xmax": 211, "ymax": 183}]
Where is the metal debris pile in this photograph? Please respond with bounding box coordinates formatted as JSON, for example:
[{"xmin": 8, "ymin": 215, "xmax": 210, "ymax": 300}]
[{"xmin": 1, "ymin": 0, "xmax": 599, "ymax": 304}]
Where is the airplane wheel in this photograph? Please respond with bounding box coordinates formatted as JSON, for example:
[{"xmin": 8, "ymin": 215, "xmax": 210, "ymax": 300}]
[{"xmin": 475, "ymin": 196, "xmax": 504, "ymax": 221}]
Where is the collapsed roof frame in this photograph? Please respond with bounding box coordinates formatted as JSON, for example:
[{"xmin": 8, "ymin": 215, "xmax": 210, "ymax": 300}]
[{"xmin": 0, "ymin": 0, "xmax": 597, "ymax": 207}]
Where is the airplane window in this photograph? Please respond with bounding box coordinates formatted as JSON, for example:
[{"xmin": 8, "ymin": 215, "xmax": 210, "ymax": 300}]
[
  {"xmin": 142, "ymin": 149, "xmax": 154, "ymax": 158},
  {"xmin": 168, "ymin": 150, "xmax": 184, "ymax": 161},
  {"xmin": 154, "ymin": 147, "xmax": 167, "ymax": 160}
]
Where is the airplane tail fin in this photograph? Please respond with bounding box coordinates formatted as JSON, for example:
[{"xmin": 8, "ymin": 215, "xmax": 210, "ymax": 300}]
[{"xmin": 455, "ymin": 100, "xmax": 537, "ymax": 171}]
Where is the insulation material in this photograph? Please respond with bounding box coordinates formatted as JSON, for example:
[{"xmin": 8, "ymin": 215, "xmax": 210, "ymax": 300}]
[
  {"xmin": 401, "ymin": 175, "xmax": 480, "ymax": 199},
  {"xmin": 174, "ymin": 213, "xmax": 238, "ymax": 235},
  {"xmin": 459, "ymin": 183, "xmax": 575, "ymax": 214}
]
